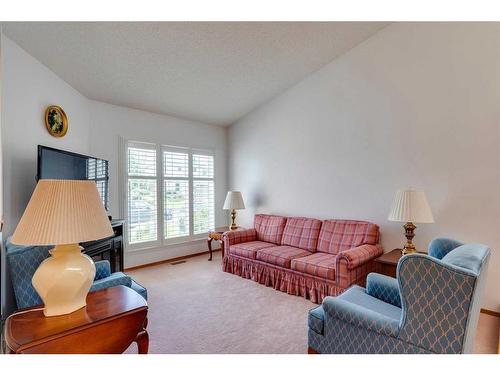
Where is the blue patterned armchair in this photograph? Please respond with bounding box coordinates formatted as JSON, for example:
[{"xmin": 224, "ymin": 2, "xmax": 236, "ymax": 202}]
[
  {"xmin": 308, "ymin": 238, "xmax": 490, "ymax": 354},
  {"xmin": 6, "ymin": 237, "xmax": 147, "ymax": 310}
]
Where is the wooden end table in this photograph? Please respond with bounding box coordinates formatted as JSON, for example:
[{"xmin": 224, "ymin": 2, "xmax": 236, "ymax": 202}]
[
  {"xmin": 207, "ymin": 228, "xmax": 246, "ymax": 261},
  {"xmin": 207, "ymin": 230, "xmax": 226, "ymax": 261},
  {"xmin": 374, "ymin": 249, "xmax": 427, "ymax": 278},
  {"xmin": 4, "ymin": 285, "xmax": 148, "ymax": 354}
]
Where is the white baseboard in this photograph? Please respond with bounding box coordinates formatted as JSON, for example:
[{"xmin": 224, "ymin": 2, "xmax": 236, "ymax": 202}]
[{"xmin": 124, "ymin": 239, "xmax": 221, "ymax": 268}]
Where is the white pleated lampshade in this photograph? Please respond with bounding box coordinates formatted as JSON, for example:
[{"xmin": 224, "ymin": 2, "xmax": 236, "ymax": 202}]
[
  {"xmin": 388, "ymin": 189, "xmax": 434, "ymax": 223},
  {"xmin": 12, "ymin": 179, "xmax": 113, "ymax": 245},
  {"xmin": 223, "ymin": 191, "xmax": 245, "ymax": 210}
]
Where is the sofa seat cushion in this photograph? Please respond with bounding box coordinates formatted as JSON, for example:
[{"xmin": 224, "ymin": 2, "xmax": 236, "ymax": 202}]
[
  {"xmin": 230, "ymin": 241, "xmax": 275, "ymax": 259},
  {"xmin": 291, "ymin": 252, "xmax": 336, "ymax": 280},
  {"xmin": 317, "ymin": 220, "xmax": 380, "ymax": 254},
  {"xmin": 256, "ymin": 245, "xmax": 312, "ymax": 268},
  {"xmin": 254, "ymin": 214, "xmax": 287, "ymax": 245},
  {"xmin": 281, "ymin": 217, "xmax": 322, "ymax": 252},
  {"xmin": 308, "ymin": 305, "xmax": 325, "ymax": 335}
]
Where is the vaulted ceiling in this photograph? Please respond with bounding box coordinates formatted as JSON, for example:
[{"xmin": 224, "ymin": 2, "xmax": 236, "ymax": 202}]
[{"xmin": 2, "ymin": 22, "xmax": 388, "ymax": 125}]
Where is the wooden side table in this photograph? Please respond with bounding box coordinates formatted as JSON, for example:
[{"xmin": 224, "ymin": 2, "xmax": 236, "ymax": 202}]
[
  {"xmin": 207, "ymin": 231, "xmax": 225, "ymax": 261},
  {"xmin": 4, "ymin": 286, "xmax": 148, "ymax": 354},
  {"xmin": 374, "ymin": 249, "xmax": 427, "ymax": 278},
  {"xmin": 207, "ymin": 228, "xmax": 247, "ymax": 261}
]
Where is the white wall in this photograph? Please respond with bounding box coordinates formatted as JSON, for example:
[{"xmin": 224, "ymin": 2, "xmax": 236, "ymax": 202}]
[
  {"xmin": 0, "ymin": 34, "xmax": 228, "ymax": 316},
  {"xmin": 88, "ymin": 100, "xmax": 228, "ymax": 267},
  {"xmin": 228, "ymin": 23, "xmax": 500, "ymax": 311},
  {"xmin": 0, "ymin": 34, "xmax": 91, "ymax": 318}
]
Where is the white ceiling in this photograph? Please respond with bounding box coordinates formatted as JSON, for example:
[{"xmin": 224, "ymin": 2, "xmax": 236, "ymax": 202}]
[{"xmin": 2, "ymin": 22, "xmax": 388, "ymax": 126}]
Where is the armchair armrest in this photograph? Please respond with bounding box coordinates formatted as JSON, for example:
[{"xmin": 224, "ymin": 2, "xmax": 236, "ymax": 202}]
[
  {"xmin": 336, "ymin": 244, "xmax": 384, "ymax": 270},
  {"xmin": 366, "ymin": 273, "xmax": 401, "ymax": 307},
  {"xmin": 90, "ymin": 272, "xmax": 132, "ymax": 292},
  {"xmin": 223, "ymin": 228, "xmax": 257, "ymax": 249},
  {"xmin": 323, "ymin": 296, "xmax": 400, "ymax": 337},
  {"xmin": 94, "ymin": 260, "xmax": 111, "ymax": 280}
]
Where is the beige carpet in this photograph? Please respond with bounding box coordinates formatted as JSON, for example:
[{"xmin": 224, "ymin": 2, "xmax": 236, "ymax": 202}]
[{"xmin": 126, "ymin": 251, "xmax": 499, "ymax": 354}]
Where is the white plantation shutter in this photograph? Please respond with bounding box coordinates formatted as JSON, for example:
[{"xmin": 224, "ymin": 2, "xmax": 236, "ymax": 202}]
[
  {"xmin": 127, "ymin": 142, "xmax": 158, "ymax": 244},
  {"xmin": 193, "ymin": 180, "xmax": 215, "ymax": 234},
  {"xmin": 192, "ymin": 152, "xmax": 215, "ymax": 234},
  {"xmin": 163, "ymin": 147, "xmax": 190, "ymax": 239},
  {"xmin": 87, "ymin": 158, "xmax": 109, "ymax": 210},
  {"xmin": 125, "ymin": 142, "xmax": 216, "ymax": 248}
]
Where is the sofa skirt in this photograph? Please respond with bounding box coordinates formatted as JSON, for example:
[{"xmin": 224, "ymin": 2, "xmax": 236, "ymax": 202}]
[{"xmin": 223, "ymin": 255, "xmax": 344, "ymax": 304}]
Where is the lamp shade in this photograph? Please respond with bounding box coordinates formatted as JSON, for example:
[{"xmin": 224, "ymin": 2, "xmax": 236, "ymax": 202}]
[
  {"xmin": 388, "ymin": 189, "xmax": 434, "ymax": 223},
  {"xmin": 12, "ymin": 179, "xmax": 113, "ymax": 245},
  {"xmin": 223, "ymin": 191, "xmax": 245, "ymax": 210}
]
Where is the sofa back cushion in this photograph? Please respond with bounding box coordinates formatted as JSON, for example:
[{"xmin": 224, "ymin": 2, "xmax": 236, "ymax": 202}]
[
  {"xmin": 281, "ymin": 217, "xmax": 322, "ymax": 252},
  {"xmin": 317, "ymin": 220, "xmax": 380, "ymax": 254},
  {"xmin": 254, "ymin": 214, "xmax": 287, "ymax": 245}
]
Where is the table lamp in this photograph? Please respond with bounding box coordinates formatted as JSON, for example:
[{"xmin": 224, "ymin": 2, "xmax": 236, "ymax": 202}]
[
  {"xmin": 11, "ymin": 179, "xmax": 113, "ymax": 316},
  {"xmin": 223, "ymin": 191, "xmax": 245, "ymax": 230},
  {"xmin": 388, "ymin": 188, "xmax": 434, "ymax": 254}
]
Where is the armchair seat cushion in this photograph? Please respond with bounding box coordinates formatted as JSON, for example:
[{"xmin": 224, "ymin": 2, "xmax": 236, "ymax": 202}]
[
  {"xmin": 256, "ymin": 245, "xmax": 312, "ymax": 268},
  {"xmin": 230, "ymin": 241, "xmax": 275, "ymax": 259},
  {"xmin": 308, "ymin": 305, "xmax": 325, "ymax": 335},
  {"xmin": 337, "ymin": 285, "xmax": 402, "ymax": 321},
  {"xmin": 291, "ymin": 252, "xmax": 336, "ymax": 280}
]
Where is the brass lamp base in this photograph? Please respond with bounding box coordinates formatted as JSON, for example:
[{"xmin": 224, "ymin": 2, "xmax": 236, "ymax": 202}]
[
  {"xmin": 400, "ymin": 222, "xmax": 417, "ymax": 255},
  {"xmin": 229, "ymin": 209, "xmax": 238, "ymax": 230}
]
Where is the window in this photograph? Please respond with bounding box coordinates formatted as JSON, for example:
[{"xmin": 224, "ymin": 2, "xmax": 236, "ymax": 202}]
[
  {"xmin": 87, "ymin": 158, "xmax": 109, "ymax": 210},
  {"xmin": 125, "ymin": 141, "xmax": 215, "ymax": 247},
  {"xmin": 127, "ymin": 143, "xmax": 158, "ymax": 244},
  {"xmin": 192, "ymin": 152, "xmax": 215, "ymax": 234}
]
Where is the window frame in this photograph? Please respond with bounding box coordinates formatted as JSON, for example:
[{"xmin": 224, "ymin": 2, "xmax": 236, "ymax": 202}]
[{"xmin": 123, "ymin": 139, "xmax": 216, "ymax": 251}]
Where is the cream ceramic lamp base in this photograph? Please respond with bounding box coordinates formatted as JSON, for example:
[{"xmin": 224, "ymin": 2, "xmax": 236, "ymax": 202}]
[{"xmin": 32, "ymin": 243, "xmax": 96, "ymax": 317}]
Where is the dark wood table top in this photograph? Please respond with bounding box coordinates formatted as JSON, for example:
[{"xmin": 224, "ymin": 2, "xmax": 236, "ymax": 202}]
[
  {"xmin": 5, "ymin": 286, "xmax": 147, "ymax": 353},
  {"xmin": 375, "ymin": 249, "xmax": 427, "ymax": 266}
]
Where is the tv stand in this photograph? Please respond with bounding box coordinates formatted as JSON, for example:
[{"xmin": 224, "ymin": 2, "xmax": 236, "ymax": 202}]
[{"xmin": 80, "ymin": 220, "xmax": 124, "ymax": 272}]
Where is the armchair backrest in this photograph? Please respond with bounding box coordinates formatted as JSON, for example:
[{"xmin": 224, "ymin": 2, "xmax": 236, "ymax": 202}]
[
  {"xmin": 397, "ymin": 242, "xmax": 490, "ymax": 353},
  {"xmin": 6, "ymin": 237, "xmax": 113, "ymax": 310},
  {"xmin": 6, "ymin": 238, "xmax": 52, "ymax": 309}
]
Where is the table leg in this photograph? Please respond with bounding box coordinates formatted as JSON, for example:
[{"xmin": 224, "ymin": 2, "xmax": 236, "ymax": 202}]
[
  {"xmin": 136, "ymin": 329, "xmax": 149, "ymax": 354},
  {"xmin": 207, "ymin": 238, "xmax": 213, "ymax": 261}
]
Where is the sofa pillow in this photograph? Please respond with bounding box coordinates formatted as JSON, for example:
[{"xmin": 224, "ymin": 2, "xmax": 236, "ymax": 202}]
[
  {"xmin": 317, "ymin": 220, "xmax": 379, "ymax": 254},
  {"xmin": 281, "ymin": 217, "xmax": 322, "ymax": 252},
  {"xmin": 254, "ymin": 214, "xmax": 287, "ymax": 245}
]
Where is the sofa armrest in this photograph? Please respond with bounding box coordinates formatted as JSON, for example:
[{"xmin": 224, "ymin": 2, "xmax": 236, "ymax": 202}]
[
  {"xmin": 336, "ymin": 244, "xmax": 384, "ymax": 270},
  {"xmin": 223, "ymin": 228, "xmax": 257, "ymax": 249},
  {"xmin": 323, "ymin": 295, "xmax": 400, "ymax": 337},
  {"xmin": 335, "ymin": 244, "xmax": 384, "ymax": 289},
  {"xmin": 366, "ymin": 273, "xmax": 401, "ymax": 307},
  {"xmin": 94, "ymin": 260, "xmax": 111, "ymax": 280}
]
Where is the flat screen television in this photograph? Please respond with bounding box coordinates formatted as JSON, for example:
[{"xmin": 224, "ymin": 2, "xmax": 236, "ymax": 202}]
[{"xmin": 37, "ymin": 145, "xmax": 109, "ymax": 211}]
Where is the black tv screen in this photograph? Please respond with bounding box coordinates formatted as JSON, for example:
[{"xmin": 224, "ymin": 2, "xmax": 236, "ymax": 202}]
[{"xmin": 37, "ymin": 145, "xmax": 109, "ymax": 211}]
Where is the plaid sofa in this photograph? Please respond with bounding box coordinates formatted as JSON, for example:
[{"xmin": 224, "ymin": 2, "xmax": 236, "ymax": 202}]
[{"xmin": 223, "ymin": 214, "xmax": 383, "ymax": 303}]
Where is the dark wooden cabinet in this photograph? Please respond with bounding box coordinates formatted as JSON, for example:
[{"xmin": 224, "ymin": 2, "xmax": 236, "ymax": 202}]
[{"xmin": 81, "ymin": 220, "xmax": 124, "ymax": 272}]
